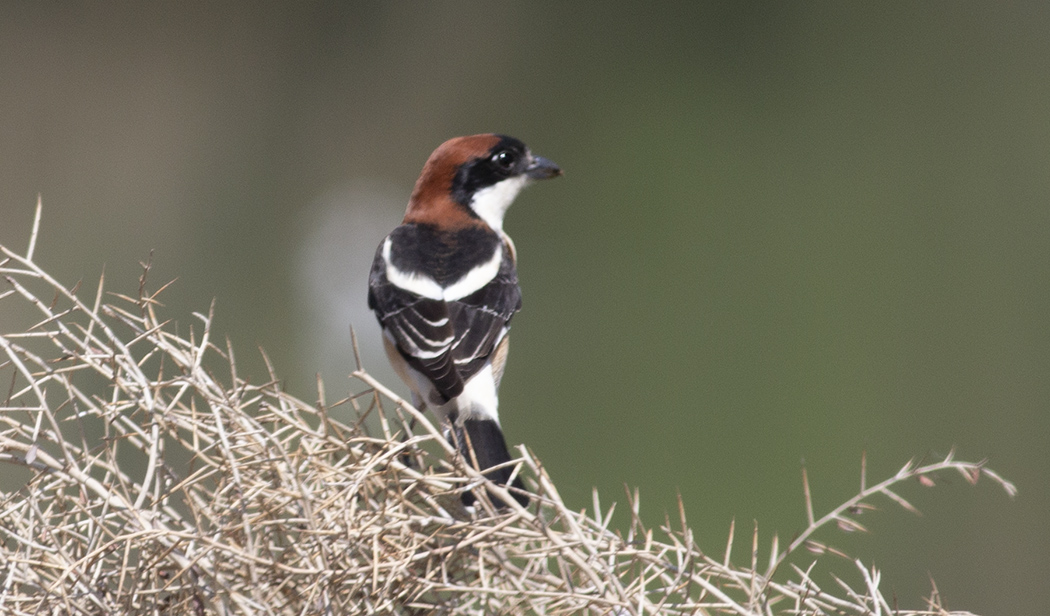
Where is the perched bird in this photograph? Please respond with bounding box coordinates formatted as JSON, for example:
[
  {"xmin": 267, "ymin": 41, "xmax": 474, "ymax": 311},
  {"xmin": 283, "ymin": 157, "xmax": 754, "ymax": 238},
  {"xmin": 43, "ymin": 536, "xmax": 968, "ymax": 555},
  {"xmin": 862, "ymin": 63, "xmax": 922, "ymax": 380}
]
[{"xmin": 367, "ymin": 134, "xmax": 561, "ymax": 507}]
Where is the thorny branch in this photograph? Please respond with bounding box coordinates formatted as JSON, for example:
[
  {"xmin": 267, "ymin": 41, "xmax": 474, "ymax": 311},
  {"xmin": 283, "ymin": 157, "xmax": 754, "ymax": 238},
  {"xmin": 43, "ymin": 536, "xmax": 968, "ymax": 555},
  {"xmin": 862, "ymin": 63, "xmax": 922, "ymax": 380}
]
[{"xmin": 0, "ymin": 206, "xmax": 1015, "ymax": 615}]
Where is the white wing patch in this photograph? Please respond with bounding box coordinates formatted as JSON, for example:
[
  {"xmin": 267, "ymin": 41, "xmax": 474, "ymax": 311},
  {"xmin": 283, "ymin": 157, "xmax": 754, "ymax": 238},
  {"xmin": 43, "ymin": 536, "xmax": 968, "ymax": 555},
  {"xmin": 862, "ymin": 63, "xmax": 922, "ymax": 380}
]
[
  {"xmin": 383, "ymin": 237, "xmax": 443, "ymax": 299},
  {"xmin": 442, "ymin": 246, "xmax": 502, "ymax": 300},
  {"xmin": 384, "ymin": 237, "xmax": 503, "ymax": 302}
]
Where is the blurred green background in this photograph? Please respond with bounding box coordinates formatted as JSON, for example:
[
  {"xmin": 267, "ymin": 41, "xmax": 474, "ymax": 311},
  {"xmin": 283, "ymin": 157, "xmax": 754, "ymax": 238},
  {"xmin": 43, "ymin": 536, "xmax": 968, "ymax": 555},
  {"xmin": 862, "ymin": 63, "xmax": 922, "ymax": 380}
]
[{"xmin": 2, "ymin": 3, "xmax": 1046, "ymax": 613}]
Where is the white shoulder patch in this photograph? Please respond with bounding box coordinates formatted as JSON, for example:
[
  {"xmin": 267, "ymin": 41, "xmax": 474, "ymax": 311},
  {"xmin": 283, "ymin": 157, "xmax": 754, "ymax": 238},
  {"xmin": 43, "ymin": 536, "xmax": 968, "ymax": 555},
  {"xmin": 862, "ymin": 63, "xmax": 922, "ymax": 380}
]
[
  {"xmin": 383, "ymin": 237, "xmax": 444, "ymax": 300},
  {"xmin": 442, "ymin": 244, "xmax": 502, "ymax": 301},
  {"xmin": 383, "ymin": 237, "xmax": 503, "ymax": 302}
]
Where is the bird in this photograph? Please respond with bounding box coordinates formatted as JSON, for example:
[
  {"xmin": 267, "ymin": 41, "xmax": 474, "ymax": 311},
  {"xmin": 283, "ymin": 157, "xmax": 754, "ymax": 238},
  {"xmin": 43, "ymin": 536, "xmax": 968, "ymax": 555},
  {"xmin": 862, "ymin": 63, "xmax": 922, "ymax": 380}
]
[{"xmin": 367, "ymin": 134, "xmax": 561, "ymax": 508}]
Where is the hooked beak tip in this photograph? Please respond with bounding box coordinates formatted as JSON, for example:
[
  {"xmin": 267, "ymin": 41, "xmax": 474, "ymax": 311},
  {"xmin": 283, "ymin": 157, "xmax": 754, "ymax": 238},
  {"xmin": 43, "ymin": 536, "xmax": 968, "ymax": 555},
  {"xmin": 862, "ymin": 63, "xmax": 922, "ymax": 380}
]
[{"xmin": 526, "ymin": 155, "xmax": 563, "ymax": 180}]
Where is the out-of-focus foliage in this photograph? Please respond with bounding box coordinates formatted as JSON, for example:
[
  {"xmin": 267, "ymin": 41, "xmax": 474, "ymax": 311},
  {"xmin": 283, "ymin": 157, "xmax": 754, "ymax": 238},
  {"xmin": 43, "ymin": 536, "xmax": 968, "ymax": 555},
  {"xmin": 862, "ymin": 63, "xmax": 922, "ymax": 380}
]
[{"xmin": 1, "ymin": 5, "xmax": 1046, "ymax": 613}]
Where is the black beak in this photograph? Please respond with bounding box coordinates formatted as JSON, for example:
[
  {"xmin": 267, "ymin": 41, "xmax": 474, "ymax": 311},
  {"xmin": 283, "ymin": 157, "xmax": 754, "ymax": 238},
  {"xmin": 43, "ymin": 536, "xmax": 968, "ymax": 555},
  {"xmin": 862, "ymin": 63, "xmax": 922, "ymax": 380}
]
[{"xmin": 525, "ymin": 155, "xmax": 563, "ymax": 180}]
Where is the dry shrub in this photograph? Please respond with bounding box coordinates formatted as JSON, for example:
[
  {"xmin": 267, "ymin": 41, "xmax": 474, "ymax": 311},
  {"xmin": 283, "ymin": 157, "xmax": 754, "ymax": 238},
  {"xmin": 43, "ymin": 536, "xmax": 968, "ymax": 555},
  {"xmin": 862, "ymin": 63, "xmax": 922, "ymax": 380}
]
[{"xmin": 0, "ymin": 209, "xmax": 1015, "ymax": 615}]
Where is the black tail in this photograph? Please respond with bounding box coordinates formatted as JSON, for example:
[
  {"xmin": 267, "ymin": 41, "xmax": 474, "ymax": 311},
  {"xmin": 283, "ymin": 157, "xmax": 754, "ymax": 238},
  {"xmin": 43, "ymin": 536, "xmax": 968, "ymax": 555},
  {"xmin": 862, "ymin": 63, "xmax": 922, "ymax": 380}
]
[{"xmin": 453, "ymin": 418, "xmax": 529, "ymax": 507}]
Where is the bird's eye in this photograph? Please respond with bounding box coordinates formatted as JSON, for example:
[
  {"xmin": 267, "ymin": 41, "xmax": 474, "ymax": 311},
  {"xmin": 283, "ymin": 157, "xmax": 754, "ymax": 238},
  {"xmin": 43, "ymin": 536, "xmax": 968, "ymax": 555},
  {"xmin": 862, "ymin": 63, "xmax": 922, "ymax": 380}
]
[{"xmin": 492, "ymin": 150, "xmax": 516, "ymax": 171}]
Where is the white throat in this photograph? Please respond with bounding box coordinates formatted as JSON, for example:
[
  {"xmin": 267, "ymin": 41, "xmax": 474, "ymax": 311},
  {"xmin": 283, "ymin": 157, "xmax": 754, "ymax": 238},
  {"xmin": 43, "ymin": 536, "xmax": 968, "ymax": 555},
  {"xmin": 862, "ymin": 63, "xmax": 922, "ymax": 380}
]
[{"xmin": 469, "ymin": 176, "xmax": 528, "ymax": 232}]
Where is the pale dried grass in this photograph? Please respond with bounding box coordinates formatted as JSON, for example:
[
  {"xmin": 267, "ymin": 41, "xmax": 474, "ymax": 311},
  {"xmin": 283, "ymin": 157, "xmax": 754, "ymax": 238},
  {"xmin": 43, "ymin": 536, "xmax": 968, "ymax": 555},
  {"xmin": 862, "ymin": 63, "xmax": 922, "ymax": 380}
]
[{"xmin": 0, "ymin": 205, "xmax": 1016, "ymax": 615}]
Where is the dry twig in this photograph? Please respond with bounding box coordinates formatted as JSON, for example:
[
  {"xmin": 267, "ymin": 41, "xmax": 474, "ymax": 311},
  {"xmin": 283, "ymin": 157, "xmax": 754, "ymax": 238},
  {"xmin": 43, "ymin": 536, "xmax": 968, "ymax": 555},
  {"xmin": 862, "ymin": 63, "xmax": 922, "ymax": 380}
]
[{"xmin": 0, "ymin": 207, "xmax": 1015, "ymax": 615}]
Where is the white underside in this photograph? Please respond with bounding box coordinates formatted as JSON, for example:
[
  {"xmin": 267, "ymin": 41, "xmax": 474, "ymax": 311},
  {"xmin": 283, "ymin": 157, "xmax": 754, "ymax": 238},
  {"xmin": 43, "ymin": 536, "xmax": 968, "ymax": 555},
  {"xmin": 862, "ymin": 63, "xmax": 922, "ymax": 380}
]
[{"xmin": 383, "ymin": 328, "xmax": 504, "ymax": 424}]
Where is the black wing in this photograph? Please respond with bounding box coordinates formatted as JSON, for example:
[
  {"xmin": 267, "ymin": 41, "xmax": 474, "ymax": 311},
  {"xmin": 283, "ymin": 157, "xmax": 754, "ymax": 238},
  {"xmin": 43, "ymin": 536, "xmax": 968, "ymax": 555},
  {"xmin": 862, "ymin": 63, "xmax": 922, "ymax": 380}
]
[
  {"xmin": 368, "ymin": 241, "xmax": 522, "ymax": 403},
  {"xmin": 447, "ymin": 253, "xmax": 521, "ymax": 382}
]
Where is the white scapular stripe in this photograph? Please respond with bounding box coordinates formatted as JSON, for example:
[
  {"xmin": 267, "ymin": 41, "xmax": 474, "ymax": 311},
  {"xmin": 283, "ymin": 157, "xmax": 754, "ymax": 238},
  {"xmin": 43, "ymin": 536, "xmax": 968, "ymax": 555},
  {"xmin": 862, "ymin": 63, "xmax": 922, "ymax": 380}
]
[
  {"xmin": 384, "ymin": 237, "xmax": 503, "ymax": 302},
  {"xmin": 384, "ymin": 238, "xmax": 444, "ymax": 299},
  {"xmin": 441, "ymin": 245, "xmax": 502, "ymax": 300},
  {"xmin": 469, "ymin": 175, "xmax": 528, "ymax": 232}
]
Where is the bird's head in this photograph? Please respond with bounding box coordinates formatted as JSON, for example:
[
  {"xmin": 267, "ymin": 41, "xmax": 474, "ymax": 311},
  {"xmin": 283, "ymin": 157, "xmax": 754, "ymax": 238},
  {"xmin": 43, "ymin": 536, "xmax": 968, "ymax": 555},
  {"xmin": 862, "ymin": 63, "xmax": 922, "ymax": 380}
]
[{"xmin": 404, "ymin": 134, "xmax": 562, "ymax": 231}]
